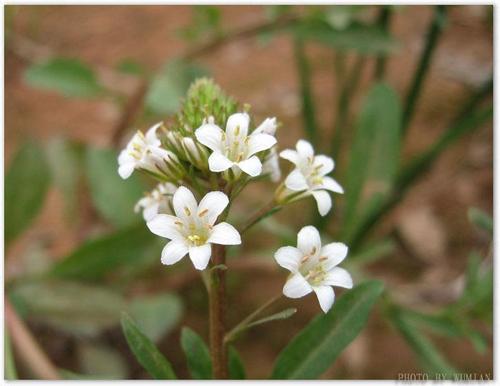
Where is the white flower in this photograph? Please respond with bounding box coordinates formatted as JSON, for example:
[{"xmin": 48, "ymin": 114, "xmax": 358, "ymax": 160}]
[
  {"xmin": 253, "ymin": 117, "xmax": 281, "ymax": 182},
  {"xmin": 263, "ymin": 148, "xmax": 281, "ymax": 182},
  {"xmin": 118, "ymin": 123, "xmax": 179, "ymax": 180},
  {"xmin": 274, "ymin": 225, "xmax": 353, "ymax": 313},
  {"xmin": 195, "ymin": 112, "xmax": 277, "ymax": 177},
  {"xmin": 135, "ymin": 182, "xmax": 177, "ymax": 221},
  {"xmin": 280, "ymin": 139, "xmax": 343, "ymax": 216},
  {"xmin": 147, "ymin": 186, "xmax": 241, "ymax": 270}
]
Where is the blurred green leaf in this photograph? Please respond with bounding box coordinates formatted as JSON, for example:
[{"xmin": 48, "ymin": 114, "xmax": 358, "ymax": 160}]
[
  {"xmin": 50, "ymin": 224, "xmax": 158, "ymax": 280},
  {"xmin": 5, "ymin": 141, "xmax": 50, "ymax": 245},
  {"xmin": 228, "ymin": 346, "xmax": 246, "ymax": 379},
  {"xmin": 78, "ymin": 342, "xmax": 127, "ymax": 379},
  {"xmin": 389, "ymin": 307, "xmax": 456, "ymax": 377},
  {"xmin": 86, "ymin": 146, "xmax": 145, "ymax": 228},
  {"xmin": 4, "ymin": 330, "xmax": 17, "ymax": 380},
  {"xmin": 9, "ymin": 279, "xmax": 126, "ymax": 336},
  {"xmin": 24, "ymin": 57, "xmax": 102, "ymax": 98},
  {"xmin": 45, "ymin": 137, "xmax": 83, "ymax": 217},
  {"xmin": 272, "ymin": 280, "xmax": 384, "ymax": 379},
  {"xmin": 291, "ymin": 21, "xmax": 398, "ymax": 55},
  {"xmin": 129, "ymin": 293, "xmax": 183, "ymax": 342},
  {"xmin": 343, "ymin": 83, "xmax": 401, "ymax": 241},
  {"xmin": 178, "ymin": 6, "xmax": 221, "ymax": 42},
  {"xmin": 121, "ymin": 313, "xmax": 177, "ymax": 379},
  {"xmin": 180, "ymin": 327, "xmax": 212, "ymax": 379},
  {"xmin": 116, "ymin": 58, "xmax": 146, "ymax": 76},
  {"xmin": 468, "ymin": 207, "xmax": 493, "ymax": 235},
  {"xmin": 145, "ymin": 60, "xmax": 209, "ymax": 115}
]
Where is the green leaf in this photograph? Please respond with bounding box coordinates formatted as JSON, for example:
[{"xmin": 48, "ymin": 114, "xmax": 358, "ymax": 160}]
[
  {"xmin": 228, "ymin": 346, "xmax": 246, "ymax": 379},
  {"xmin": 180, "ymin": 327, "xmax": 212, "ymax": 379},
  {"xmin": 129, "ymin": 293, "xmax": 183, "ymax": 342},
  {"xmin": 50, "ymin": 224, "xmax": 158, "ymax": 280},
  {"xmin": 4, "ymin": 330, "xmax": 17, "ymax": 380},
  {"xmin": 5, "ymin": 141, "xmax": 51, "ymax": 245},
  {"xmin": 145, "ymin": 60, "xmax": 209, "ymax": 115},
  {"xmin": 468, "ymin": 207, "xmax": 493, "ymax": 235},
  {"xmin": 45, "ymin": 137, "xmax": 83, "ymax": 217},
  {"xmin": 343, "ymin": 83, "xmax": 401, "ymax": 241},
  {"xmin": 246, "ymin": 308, "xmax": 297, "ymax": 329},
  {"xmin": 389, "ymin": 307, "xmax": 457, "ymax": 377},
  {"xmin": 121, "ymin": 313, "xmax": 176, "ymax": 379},
  {"xmin": 271, "ymin": 280, "xmax": 384, "ymax": 379},
  {"xmin": 291, "ymin": 21, "xmax": 398, "ymax": 55},
  {"xmin": 24, "ymin": 57, "xmax": 102, "ymax": 97},
  {"xmin": 115, "ymin": 59, "xmax": 146, "ymax": 76},
  {"xmin": 85, "ymin": 147, "xmax": 145, "ymax": 228},
  {"xmin": 78, "ymin": 342, "xmax": 128, "ymax": 379},
  {"xmin": 9, "ymin": 279, "xmax": 126, "ymax": 337}
]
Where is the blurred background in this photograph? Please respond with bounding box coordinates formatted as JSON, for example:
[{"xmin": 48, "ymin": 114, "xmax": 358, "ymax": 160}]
[{"xmin": 4, "ymin": 5, "xmax": 493, "ymax": 380}]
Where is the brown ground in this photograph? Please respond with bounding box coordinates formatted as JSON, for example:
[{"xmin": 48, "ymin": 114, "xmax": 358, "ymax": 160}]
[{"xmin": 5, "ymin": 5, "xmax": 493, "ymax": 379}]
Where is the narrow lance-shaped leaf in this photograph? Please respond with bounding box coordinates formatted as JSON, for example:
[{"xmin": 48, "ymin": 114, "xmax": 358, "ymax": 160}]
[
  {"xmin": 24, "ymin": 57, "xmax": 103, "ymax": 98},
  {"xmin": 228, "ymin": 346, "xmax": 246, "ymax": 380},
  {"xmin": 388, "ymin": 307, "xmax": 457, "ymax": 378},
  {"xmin": 121, "ymin": 313, "xmax": 177, "ymax": 380},
  {"xmin": 468, "ymin": 207, "xmax": 493, "ymax": 235},
  {"xmin": 49, "ymin": 224, "xmax": 159, "ymax": 280},
  {"xmin": 180, "ymin": 327, "xmax": 212, "ymax": 379},
  {"xmin": 271, "ymin": 280, "xmax": 384, "ymax": 379},
  {"xmin": 5, "ymin": 141, "xmax": 51, "ymax": 245},
  {"xmin": 343, "ymin": 83, "xmax": 401, "ymax": 241}
]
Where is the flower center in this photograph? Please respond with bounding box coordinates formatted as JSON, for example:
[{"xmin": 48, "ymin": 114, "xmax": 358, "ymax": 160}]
[
  {"xmin": 299, "ymin": 247, "xmax": 328, "ymax": 286},
  {"xmin": 222, "ymin": 132, "xmax": 250, "ymax": 162},
  {"xmin": 187, "ymin": 234, "xmax": 207, "ymax": 246}
]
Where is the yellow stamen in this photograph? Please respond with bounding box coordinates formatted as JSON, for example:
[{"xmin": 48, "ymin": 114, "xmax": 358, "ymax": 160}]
[
  {"xmin": 184, "ymin": 207, "xmax": 191, "ymax": 216},
  {"xmin": 198, "ymin": 209, "xmax": 209, "ymax": 217}
]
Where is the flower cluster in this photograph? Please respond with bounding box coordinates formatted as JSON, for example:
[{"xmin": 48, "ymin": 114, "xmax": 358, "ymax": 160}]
[{"xmin": 117, "ymin": 79, "xmax": 350, "ymax": 313}]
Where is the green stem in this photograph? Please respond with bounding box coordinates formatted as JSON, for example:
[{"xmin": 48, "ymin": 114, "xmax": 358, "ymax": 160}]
[
  {"xmin": 208, "ymin": 244, "xmax": 228, "ymax": 379},
  {"xmin": 293, "ymin": 36, "xmax": 318, "ymax": 147},
  {"xmin": 240, "ymin": 200, "xmax": 281, "ymax": 234},
  {"xmin": 225, "ymin": 294, "xmax": 281, "ymax": 344},
  {"xmin": 374, "ymin": 6, "xmax": 392, "ymax": 80},
  {"xmin": 402, "ymin": 5, "xmax": 447, "ymax": 134}
]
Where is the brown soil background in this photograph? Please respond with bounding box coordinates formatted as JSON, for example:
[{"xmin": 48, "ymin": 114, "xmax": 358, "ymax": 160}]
[{"xmin": 5, "ymin": 5, "xmax": 493, "ymax": 379}]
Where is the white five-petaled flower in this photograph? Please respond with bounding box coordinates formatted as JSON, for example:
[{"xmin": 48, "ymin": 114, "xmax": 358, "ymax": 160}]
[
  {"xmin": 118, "ymin": 123, "xmax": 177, "ymax": 180},
  {"xmin": 280, "ymin": 139, "xmax": 343, "ymax": 216},
  {"xmin": 274, "ymin": 225, "xmax": 353, "ymax": 313},
  {"xmin": 135, "ymin": 182, "xmax": 177, "ymax": 222},
  {"xmin": 195, "ymin": 113, "xmax": 277, "ymax": 177},
  {"xmin": 147, "ymin": 186, "xmax": 241, "ymax": 270}
]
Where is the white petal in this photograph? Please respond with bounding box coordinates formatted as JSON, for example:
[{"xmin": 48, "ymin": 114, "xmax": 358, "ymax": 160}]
[
  {"xmin": 274, "ymin": 246, "xmax": 302, "ymax": 272},
  {"xmin": 247, "ymin": 133, "xmax": 277, "ymax": 156},
  {"xmin": 226, "ymin": 112, "xmax": 249, "ymax": 139},
  {"xmin": 323, "ymin": 267, "xmax": 353, "ymax": 289},
  {"xmin": 237, "ymin": 156, "xmax": 262, "ymax": 177},
  {"xmin": 208, "ymin": 222, "xmax": 241, "ymax": 245},
  {"xmin": 161, "ymin": 240, "xmax": 188, "ymax": 266},
  {"xmin": 197, "ymin": 191, "xmax": 229, "ymax": 225},
  {"xmin": 297, "ymin": 225, "xmax": 322, "ymax": 256},
  {"xmin": 253, "ymin": 117, "xmax": 277, "ymax": 135},
  {"xmin": 313, "ymin": 155, "xmax": 334, "ymax": 175},
  {"xmin": 296, "ymin": 139, "xmax": 314, "ymax": 158},
  {"xmin": 284, "ymin": 169, "xmax": 308, "ymax": 191},
  {"xmin": 172, "ymin": 186, "xmax": 198, "ymax": 220},
  {"xmin": 195, "ymin": 123, "xmax": 224, "ymax": 152},
  {"xmin": 321, "ymin": 176, "xmax": 344, "ymax": 194},
  {"xmin": 313, "ymin": 286, "xmax": 335, "ymax": 313},
  {"xmin": 118, "ymin": 162, "xmax": 135, "ymax": 179},
  {"xmin": 189, "ymin": 244, "xmax": 212, "ymax": 270},
  {"xmin": 312, "ymin": 190, "xmax": 332, "ymax": 216},
  {"xmin": 147, "ymin": 214, "xmax": 183, "ymax": 240},
  {"xmin": 283, "ymin": 273, "xmax": 312, "ymax": 298},
  {"xmin": 208, "ymin": 152, "xmax": 234, "ymax": 172},
  {"xmin": 279, "ymin": 149, "xmax": 299, "ymax": 165},
  {"xmin": 145, "ymin": 122, "xmax": 162, "ymax": 145},
  {"xmin": 118, "ymin": 149, "xmax": 133, "ymax": 164},
  {"xmin": 321, "ymin": 242, "xmax": 349, "ymax": 268},
  {"xmin": 143, "ymin": 203, "xmax": 160, "ymax": 222}
]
